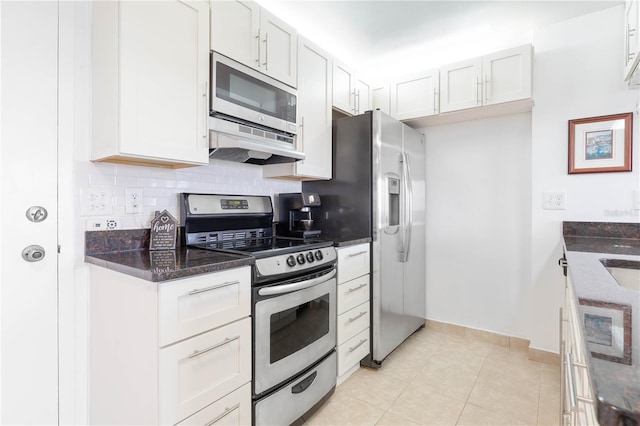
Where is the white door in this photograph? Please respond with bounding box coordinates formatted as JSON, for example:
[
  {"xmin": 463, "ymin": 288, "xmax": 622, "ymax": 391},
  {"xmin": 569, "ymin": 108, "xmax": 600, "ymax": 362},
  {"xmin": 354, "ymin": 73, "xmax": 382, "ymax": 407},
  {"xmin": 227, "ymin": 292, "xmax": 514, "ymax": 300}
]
[
  {"xmin": 0, "ymin": 1, "xmax": 59, "ymax": 423},
  {"xmin": 355, "ymin": 78, "xmax": 370, "ymax": 114},
  {"xmin": 210, "ymin": 0, "xmax": 260, "ymax": 70},
  {"xmin": 260, "ymin": 8, "xmax": 297, "ymax": 87},
  {"xmin": 333, "ymin": 60, "xmax": 355, "ymax": 114}
]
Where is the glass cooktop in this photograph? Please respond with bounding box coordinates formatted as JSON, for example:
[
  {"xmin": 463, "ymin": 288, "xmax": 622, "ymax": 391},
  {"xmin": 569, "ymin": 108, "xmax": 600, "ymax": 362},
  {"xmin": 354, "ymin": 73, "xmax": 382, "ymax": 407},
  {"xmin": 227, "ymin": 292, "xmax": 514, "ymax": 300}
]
[{"xmin": 191, "ymin": 237, "xmax": 333, "ymax": 258}]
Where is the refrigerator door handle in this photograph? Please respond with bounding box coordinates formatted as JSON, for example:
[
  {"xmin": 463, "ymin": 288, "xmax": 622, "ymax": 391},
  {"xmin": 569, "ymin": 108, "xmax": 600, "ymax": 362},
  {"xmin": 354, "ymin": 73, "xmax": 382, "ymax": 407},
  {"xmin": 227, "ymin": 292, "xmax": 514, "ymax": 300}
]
[{"xmin": 400, "ymin": 152, "xmax": 413, "ymax": 263}]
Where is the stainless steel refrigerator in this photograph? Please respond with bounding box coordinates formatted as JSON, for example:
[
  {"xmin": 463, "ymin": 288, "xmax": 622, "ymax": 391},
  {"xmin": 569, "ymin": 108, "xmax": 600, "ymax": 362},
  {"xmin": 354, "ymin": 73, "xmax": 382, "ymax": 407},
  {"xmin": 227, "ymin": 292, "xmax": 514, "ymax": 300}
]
[{"xmin": 302, "ymin": 110, "xmax": 426, "ymax": 366}]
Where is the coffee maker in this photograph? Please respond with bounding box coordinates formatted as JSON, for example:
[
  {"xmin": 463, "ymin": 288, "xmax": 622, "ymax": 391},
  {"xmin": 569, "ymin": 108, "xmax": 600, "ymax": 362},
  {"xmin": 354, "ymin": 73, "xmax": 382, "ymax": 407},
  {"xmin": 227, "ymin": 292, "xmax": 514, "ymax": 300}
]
[{"xmin": 277, "ymin": 192, "xmax": 322, "ymax": 238}]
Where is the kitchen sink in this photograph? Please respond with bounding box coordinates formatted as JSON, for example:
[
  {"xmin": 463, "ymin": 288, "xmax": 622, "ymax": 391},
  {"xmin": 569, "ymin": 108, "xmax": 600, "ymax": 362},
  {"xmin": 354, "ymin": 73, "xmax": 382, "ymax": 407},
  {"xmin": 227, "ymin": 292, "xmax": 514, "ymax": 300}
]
[{"xmin": 600, "ymin": 259, "xmax": 640, "ymax": 291}]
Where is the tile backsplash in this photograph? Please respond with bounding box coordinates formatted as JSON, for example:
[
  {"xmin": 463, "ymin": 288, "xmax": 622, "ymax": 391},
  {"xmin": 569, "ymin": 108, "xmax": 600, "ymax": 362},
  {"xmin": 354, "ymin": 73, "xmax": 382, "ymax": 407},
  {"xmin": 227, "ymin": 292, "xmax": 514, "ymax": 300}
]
[{"xmin": 77, "ymin": 159, "xmax": 301, "ymax": 229}]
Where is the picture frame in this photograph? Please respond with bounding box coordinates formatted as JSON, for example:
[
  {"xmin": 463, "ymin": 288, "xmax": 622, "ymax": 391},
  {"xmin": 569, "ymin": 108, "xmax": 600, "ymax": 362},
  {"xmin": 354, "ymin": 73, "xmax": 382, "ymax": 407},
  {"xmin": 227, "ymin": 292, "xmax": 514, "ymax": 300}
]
[
  {"xmin": 568, "ymin": 112, "xmax": 633, "ymax": 174},
  {"xmin": 579, "ymin": 298, "xmax": 632, "ymax": 365}
]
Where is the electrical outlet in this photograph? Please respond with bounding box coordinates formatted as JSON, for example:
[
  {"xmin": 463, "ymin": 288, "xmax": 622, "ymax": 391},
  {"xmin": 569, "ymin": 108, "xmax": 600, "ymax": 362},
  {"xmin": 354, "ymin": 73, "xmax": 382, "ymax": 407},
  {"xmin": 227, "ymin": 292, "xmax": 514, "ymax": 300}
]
[
  {"xmin": 125, "ymin": 188, "xmax": 144, "ymax": 214},
  {"xmin": 543, "ymin": 191, "xmax": 566, "ymax": 210},
  {"xmin": 87, "ymin": 218, "xmax": 121, "ymax": 231},
  {"xmin": 80, "ymin": 187, "xmax": 113, "ymax": 216}
]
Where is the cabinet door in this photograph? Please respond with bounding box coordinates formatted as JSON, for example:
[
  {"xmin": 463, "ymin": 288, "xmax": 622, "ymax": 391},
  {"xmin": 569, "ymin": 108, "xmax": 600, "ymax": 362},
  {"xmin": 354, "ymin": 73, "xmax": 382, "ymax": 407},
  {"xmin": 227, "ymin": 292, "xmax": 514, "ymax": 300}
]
[
  {"xmin": 118, "ymin": 0, "xmax": 209, "ymax": 164},
  {"xmin": 333, "ymin": 59, "xmax": 355, "ymax": 114},
  {"xmin": 482, "ymin": 44, "xmax": 532, "ymax": 106},
  {"xmin": 177, "ymin": 382, "xmax": 251, "ymax": 426},
  {"xmin": 337, "ymin": 328, "xmax": 370, "ymax": 376},
  {"xmin": 158, "ymin": 267, "xmax": 251, "ymax": 347},
  {"xmin": 439, "ymin": 57, "xmax": 482, "ymax": 113},
  {"xmin": 210, "ymin": 0, "xmax": 260, "ymax": 69},
  {"xmin": 260, "ymin": 8, "xmax": 297, "ymax": 87},
  {"xmin": 372, "ymin": 83, "xmax": 391, "ymax": 115},
  {"xmin": 356, "ymin": 78, "xmax": 371, "ymax": 114},
  {"xmin": 337, "ymin": 275, "xmax": 370, "ymax": 315},
  {"xmin": 337, "ymin": 243, "xmax": 371, "ymax": 283},
  {"xmin": 390, "ymin": 69, "xmax": 440, "ymax": 120},
  {"xmin": 159, "ymin": 318, "xmax": 252, "ymax": 425},
  {"xmin": 295, "ymin": 37, "xmax": 332, "ymax": 179},
  {"xmin": 624, "ymin": 0, "xmax": 639, "ymax": 80}
]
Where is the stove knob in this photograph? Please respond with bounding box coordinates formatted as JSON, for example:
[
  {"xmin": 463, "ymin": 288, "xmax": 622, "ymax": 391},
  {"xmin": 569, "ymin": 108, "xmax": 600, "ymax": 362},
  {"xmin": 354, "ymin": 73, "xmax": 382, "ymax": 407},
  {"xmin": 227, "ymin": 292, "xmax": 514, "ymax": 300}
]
[
  {"xmin": 315, "ymin": 250, "xmax": 324, "ymax": 261},
  {"xmin": 286, "ymin": 255, "xmax": 297, "ymax": 267},
  {"xmin": 296, "ymin": 253, "xmax": 306, "ymax": 265},
  {"xmin": 306, "ymin": 252, "xmax": 315, "ymax": 263}
]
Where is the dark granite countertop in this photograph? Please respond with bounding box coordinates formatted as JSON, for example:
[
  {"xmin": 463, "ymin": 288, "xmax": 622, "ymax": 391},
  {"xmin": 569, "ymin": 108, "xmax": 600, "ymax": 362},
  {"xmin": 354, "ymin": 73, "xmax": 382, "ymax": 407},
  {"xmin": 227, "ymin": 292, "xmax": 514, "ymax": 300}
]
[
  {"xmin": 84, "ymin": 229, "xmax": 253, "ymax": 282},
  {"xmin": 563, "ymin": 222, "xmax": 640, "ymax": 425}
]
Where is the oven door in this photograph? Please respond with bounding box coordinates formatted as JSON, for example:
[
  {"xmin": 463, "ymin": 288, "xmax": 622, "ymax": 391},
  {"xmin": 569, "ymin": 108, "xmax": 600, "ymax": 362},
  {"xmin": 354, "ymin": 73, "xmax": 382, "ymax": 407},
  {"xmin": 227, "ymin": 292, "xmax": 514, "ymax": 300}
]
[{"xmin": 253, "ymin": 268, "xmax": 336, "ymax": 396}]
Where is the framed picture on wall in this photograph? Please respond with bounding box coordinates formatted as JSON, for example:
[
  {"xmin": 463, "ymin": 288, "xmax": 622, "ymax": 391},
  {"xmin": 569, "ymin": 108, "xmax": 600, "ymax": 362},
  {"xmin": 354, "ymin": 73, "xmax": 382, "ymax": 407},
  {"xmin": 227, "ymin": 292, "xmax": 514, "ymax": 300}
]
[
  {"xmin": 579, "ymin": 298, "xmax": 632, "ymax": 365},
  {"xmin": 568, "ymin": 112, "xmax": 633, "ymax": 174}
]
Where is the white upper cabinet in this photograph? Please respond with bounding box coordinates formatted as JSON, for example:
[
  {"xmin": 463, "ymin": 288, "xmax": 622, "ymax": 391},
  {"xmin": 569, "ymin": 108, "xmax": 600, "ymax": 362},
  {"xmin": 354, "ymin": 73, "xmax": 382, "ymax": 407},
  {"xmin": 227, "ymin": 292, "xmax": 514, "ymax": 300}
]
[
  {"xmin": 92, "ymin": 0, "xmax": 210, "ymax": 168},
  {"xmin": 390, "ymin": 69, "xmax": 440, "ymax": 120},
  {"xmin": 371, "ymin": 83, "xmax": 391, "ymax": 115},
  {"xmin": 440, "ymin": 44, "xmax": 532, "ymax": 113},
  {"xmin": 624, "ymin": 0, "xmax": 640, "ymax": 81},
  {"xmin": 211, "ymin": 0, "xmax": 297, "ymax": 87},
  {"xmin": 332, "ymin": 59, "xmax": 370, "ymax": 115},
  {"xmin": 263, "ymin": 36, "xmax": 332, "ymax": 180}
]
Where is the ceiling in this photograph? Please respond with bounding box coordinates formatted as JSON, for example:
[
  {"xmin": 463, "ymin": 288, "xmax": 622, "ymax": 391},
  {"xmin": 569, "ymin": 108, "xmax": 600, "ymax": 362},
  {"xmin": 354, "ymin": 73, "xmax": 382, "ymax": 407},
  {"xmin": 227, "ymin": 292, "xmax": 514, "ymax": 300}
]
[{"xmin": 259, "ymin": 0, "xmax": 622, "ymax": 80}]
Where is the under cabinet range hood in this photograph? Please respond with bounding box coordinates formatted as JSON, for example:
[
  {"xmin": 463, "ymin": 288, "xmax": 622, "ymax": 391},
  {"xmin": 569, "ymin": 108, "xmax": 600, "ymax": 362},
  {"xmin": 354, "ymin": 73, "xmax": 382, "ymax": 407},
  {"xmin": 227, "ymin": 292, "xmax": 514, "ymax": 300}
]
[{"xmin": 209, "ymin": 115, "xmax": 305, "ymax": 165}]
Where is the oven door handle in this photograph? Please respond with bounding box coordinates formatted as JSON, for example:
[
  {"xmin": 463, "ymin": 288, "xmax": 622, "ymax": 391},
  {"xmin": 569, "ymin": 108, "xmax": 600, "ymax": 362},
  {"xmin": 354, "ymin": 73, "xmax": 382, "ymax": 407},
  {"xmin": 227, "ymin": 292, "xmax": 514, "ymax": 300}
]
[{"xmin": 258, "ymin": 269, "xmax": 336, "ymax": 296}]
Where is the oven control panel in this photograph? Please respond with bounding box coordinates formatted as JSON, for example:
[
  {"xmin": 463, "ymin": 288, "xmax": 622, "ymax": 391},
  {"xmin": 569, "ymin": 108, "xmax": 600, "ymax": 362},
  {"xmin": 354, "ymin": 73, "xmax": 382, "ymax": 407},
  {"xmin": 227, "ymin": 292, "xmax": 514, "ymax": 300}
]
[{"xmin": 255, "ymin": 247, "xmax": 336, "ymax": 278}]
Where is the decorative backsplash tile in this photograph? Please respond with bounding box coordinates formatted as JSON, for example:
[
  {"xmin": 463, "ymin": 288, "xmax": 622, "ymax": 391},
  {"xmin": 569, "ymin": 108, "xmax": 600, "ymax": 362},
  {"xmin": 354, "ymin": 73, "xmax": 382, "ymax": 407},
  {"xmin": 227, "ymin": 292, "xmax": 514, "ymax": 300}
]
[{"xmin": 77, "ymin": 159, "xmax": 301, "ymax": 229}]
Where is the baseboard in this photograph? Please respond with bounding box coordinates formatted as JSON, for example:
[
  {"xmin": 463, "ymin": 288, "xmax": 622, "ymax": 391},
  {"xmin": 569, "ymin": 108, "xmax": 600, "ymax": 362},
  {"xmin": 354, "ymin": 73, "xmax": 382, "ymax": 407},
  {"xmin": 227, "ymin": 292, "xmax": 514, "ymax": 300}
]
[{"xmin": 425, "ymin": 319, "xmax": 559, "ymax": 365}]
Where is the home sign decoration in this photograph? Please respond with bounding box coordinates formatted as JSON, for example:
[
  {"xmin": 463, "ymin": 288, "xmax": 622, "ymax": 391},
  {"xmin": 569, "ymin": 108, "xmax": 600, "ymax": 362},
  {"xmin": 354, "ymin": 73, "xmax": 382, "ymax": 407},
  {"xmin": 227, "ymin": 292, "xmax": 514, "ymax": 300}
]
[
  {"xmin": 150, "ymin": 210, "xmax": 178, "ymax": 250},
  {"xmin": 568, "ymin": 112, "xmax": 633, "ymax": 174}
]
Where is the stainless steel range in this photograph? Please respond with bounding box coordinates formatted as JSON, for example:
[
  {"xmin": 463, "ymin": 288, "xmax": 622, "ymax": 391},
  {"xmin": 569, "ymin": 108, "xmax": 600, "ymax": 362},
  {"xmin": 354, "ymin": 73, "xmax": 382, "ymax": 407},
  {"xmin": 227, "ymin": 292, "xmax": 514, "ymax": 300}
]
[{"xmin": 181, "ymin": 193, "xmax": 337, "ymax": 425}]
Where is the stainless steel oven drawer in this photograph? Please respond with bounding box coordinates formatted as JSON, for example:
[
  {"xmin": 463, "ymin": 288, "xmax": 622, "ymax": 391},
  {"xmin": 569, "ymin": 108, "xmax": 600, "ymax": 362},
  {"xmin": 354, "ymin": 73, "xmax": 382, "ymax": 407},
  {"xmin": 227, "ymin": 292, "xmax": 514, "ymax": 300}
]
[{"xmin": 254, "ymin": 351, "xmax": 336, "ymax": 426}]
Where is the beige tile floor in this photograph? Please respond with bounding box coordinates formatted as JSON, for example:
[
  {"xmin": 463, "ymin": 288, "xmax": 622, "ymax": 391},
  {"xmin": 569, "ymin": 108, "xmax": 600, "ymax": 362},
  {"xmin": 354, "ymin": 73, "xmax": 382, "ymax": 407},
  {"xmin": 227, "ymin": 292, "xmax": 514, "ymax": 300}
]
[{"xmin": 306, "ymin": 327, "xmax": 561, "ymax": 426}]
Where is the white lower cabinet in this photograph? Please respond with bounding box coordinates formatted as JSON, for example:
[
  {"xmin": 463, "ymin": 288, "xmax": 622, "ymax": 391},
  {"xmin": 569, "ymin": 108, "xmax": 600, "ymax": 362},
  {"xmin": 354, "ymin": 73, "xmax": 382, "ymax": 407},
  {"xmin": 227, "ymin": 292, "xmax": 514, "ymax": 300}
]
[
  {"xmin": 89, "ymin": 265, "xmax": 252, "ymax": 425},
  {"xmin": 336, "ymin": 243, "xmax": 371, "ymax": 381},
  {"xmin": 561, "ymin": 271, "xmax": 597, "ymax": 426},
  {"xmin": 178, "ymin": 383, "xmax": 251, "ymax": 425}
]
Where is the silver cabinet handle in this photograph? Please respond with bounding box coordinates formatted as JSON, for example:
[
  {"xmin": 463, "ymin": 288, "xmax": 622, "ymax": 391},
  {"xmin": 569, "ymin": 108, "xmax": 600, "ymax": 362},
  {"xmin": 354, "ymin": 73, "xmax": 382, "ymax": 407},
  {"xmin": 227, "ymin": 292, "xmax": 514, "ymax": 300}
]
[
  {"xmin": 203, "ymin": 82, "xmax": 209, "ymax": 144},
  {"xmin": 347, "ymin": 250, "xmax": 367, "ymax": 258},
  {"xmin": 204, "ymin": 403, "xmax": 240, "ymax": 426},
  {"xmin": 189, "ymin": 335, "xmax": 239, "ymax": 359},
  {"xmin": 433, "ymin": 90, "xmax": 439, "ymax": 114},
  {"xmin": 565, "ymin": 352, "xmax": 577, "ymax": 412},
  {"xmin": 351, "ymin": 89, "xmax": 357, "ymax": 114},
  {"xmin": 348, "ymin": 338, "xmax": 367, "ymax": 353},
  {"xmin": 299, "ymin": 116, "xmax": 304, "ymax": 154},
  {"xmin": 255, "ymin": 29, "xmax": 261, "ymax": 67},
  {"xmin": 262, "ymin": 33, "xmax": 269, "ymax": 70},
  {"xmin": 347, "ymin": 283, "xmax": 367, "ymax": 293},
  {"xmin": 476, "ymin": 77, "xmax": 482, "ymax": 105},
  {"xmin": 22, "ymin": 245, "xmax": 45, "ymax": 262},
  {"xmin": 347, "ymin": 311, "xmax": 367, "ymax": 323},
  {"xmin": 188, "ymin": 280, "xmax": 240, "ymax": 296},
  {"xmin": 484, "ymin": 76, "xmax": 489, "ymax": 103}
]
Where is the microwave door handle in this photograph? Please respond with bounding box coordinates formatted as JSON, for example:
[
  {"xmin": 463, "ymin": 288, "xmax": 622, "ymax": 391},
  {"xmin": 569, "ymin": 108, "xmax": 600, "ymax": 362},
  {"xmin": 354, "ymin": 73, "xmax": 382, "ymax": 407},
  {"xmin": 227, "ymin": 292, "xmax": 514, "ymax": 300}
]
[{"xmin": 258, "ymin": 269, "xmax": 336, "ymax": 296}]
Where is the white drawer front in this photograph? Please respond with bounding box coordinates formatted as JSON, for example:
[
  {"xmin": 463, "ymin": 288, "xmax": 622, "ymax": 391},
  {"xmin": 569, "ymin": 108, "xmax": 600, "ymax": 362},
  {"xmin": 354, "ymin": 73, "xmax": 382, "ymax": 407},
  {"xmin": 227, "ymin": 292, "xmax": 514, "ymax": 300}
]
[
  {"xmin": 337, "ymin": 301, "xmax": 370, "ymax": 346},
  {"xmin": 338, "ymin": 328, "xmax": 370, "ymax": 376},
  {"xmin": 337, "ymin": 274, "xmax": 369, "ymax": 315},
  {"xmin": 159, "ymin": 317, "xmax": 251, "ymax": 425},
  {"xmin": 337, "ymin": 243, "xmax": 370, "ymax": 284},
  {"xmin": 159, "ymin": 267, "xmax": 250, "ymax": 347},
  {"xmin": 177, "ymin": 382, "xmax": 251, "ymax": 426}
]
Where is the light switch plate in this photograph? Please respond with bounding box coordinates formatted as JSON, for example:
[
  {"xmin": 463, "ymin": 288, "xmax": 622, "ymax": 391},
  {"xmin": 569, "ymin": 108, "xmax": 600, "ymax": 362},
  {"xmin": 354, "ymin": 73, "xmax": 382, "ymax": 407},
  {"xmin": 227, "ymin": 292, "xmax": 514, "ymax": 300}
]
[
  {"xmin": 543, "ymin": 191, "xmax": 566, "ymax": 210},
  {"xmin": 80, "ymin": 187, "xmax": 113, "ymax": 216}
]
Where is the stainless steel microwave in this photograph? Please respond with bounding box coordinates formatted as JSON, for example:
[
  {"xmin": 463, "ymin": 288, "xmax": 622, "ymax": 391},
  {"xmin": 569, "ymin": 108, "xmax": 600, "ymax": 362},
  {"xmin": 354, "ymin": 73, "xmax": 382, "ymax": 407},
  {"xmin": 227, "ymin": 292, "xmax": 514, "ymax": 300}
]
[{"xmin": 210, "ymin": 52, "xmax": 297, "ymax": 134}]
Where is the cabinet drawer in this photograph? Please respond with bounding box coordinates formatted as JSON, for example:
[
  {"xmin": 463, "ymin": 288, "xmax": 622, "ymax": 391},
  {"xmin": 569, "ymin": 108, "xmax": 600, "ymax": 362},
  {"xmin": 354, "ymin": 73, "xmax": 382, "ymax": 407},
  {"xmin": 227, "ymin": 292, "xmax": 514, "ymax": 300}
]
[
  {"xmin": 159, "ymin": 267, "xmax": 250, "ymax": 346},
  {"xmin": 177, "ymin": 382, "xmax": 251, "ymax": 426},
  {"xmin": 337, "ymin": 274, "xmax": 369, "ymax": 315},
  {"xmin": 338, "ymin": 328, "xmax": 370, "ymax": 376},
  {"xmin": 337, "ymin": 301, "xmax": 370, "ymax": 346},
  {"xmin": 159, "ymin": 317, "xmax": 251, "ymax": 425},
  {"xmin": 337, "ymin": 244, "xmax": 370, "ymax": 283}
]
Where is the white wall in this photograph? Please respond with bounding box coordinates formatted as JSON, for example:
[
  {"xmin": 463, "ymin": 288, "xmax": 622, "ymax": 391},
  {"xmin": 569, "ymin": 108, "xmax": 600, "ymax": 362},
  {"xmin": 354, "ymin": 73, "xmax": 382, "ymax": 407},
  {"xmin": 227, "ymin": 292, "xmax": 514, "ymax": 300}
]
[
  {"xmin": 530, "ymin": 5, "xmax": 639, "ymax": 352},
  {"xmin": 420, "ymin": 112, "xmax": 532, "ymax": 340}
]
